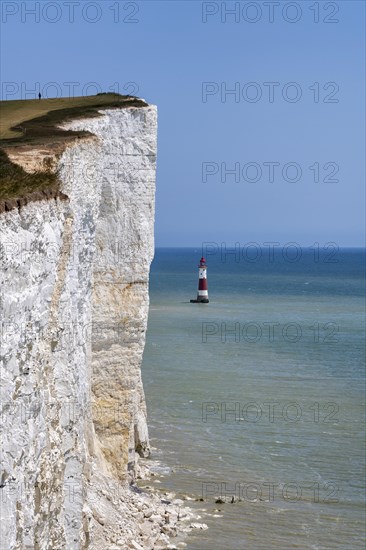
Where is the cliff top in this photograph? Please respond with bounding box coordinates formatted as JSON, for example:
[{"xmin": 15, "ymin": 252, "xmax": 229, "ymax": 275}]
[
  {"xmin": 0, "ymin": 93, "xmax": 147, "ymax": 142},
  {"xmin": 0, "ymin": 93, "xmax": 148, "ymax": 212}
]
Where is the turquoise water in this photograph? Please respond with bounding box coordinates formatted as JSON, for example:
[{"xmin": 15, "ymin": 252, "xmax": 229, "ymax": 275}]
[{"xmin": 141, "ymin": 248, "xmax": 365, "ymax": 549}]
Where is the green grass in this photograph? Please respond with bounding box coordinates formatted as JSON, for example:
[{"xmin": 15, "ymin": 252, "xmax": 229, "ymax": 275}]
[
  {"xmin": 0, "ymin": 93, "xmax": 146, "ymax": 143},
  {"xmin": 0, "ymin": 93, "xmax": 147, "ymax": 208}
]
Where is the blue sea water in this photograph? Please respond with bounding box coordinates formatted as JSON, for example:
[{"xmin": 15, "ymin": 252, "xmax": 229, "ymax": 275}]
[{"xmin": 141, "ymin": 247, "xmax": 365, "ymax": 550}]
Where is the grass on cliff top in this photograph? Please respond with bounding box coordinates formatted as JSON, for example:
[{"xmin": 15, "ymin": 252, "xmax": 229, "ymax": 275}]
[
  {"xmin": 0, "ymin": 93, "xmax": 147, "ymax": 203},
  {"xmin": 0, "ymin": 93, "xmax": 147, "ymax": 142}
]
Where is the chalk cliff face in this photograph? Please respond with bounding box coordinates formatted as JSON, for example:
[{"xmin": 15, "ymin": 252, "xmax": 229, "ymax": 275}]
[{"xmin": 0, "ymin": 106, "xmax": 157, "ymax": 548}]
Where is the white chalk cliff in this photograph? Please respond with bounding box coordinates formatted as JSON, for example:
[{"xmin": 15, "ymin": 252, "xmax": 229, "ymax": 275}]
[{"xmin": 0, "ymin": 105, "xmax": 171, "ymax": 549}]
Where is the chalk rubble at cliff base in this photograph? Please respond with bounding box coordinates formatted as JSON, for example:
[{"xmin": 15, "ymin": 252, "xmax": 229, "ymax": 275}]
[{"xmin": 88, "ymin": 461, "xmax": 207, "ymax": 550}]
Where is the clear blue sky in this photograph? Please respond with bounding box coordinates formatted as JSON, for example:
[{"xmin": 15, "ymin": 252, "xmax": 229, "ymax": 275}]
[{"xmin": 1, "ymin": 1, "xmax": 365, "ymax": 246}]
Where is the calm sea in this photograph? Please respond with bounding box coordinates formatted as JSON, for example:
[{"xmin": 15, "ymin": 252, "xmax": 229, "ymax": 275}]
[{"xmin": 141, "ymin": 247, "xmax": 365, "ymax": 550}]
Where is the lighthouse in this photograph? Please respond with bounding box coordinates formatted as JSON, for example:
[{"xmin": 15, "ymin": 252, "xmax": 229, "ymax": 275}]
[{"xmin": 190, "ymin": 257, "xmax": 209, "ymax": 303}]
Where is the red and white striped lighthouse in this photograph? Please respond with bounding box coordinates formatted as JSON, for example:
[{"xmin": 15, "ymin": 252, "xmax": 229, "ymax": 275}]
[{"xmin": 190, "ymin": 257, "xmax": 209, "ymax": 303}]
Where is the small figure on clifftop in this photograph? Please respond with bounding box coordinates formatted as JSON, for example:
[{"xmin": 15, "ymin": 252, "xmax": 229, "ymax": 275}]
[{"xmin": 38, "ymin": 92, "xmax": 41, "ymax": 100}]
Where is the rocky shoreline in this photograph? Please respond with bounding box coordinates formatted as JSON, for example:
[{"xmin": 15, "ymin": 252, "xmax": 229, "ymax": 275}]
[{"xmin": 87, "ymin": 455, "xmax": 208, "ymax": 550}]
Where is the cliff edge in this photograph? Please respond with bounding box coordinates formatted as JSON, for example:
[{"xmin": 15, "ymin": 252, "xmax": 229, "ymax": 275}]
[{"xmin": 0, "ymin": 97, "xmax": 191, "ymax": 549}]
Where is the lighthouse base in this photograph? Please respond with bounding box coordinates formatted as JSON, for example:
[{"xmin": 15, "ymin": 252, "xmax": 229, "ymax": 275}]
[{"xmin": 190, "ymin": 299, "xmax": 209, "ymax": 304}]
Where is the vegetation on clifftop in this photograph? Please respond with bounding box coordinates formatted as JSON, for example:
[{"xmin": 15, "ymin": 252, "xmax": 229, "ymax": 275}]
[
  {"xmin": 0, "ymin": 93, "xmax": 147, "ymax": 142},
  {"xmin": 0, "ymin": 93, "xmax": 147, "ymax": 210}
]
